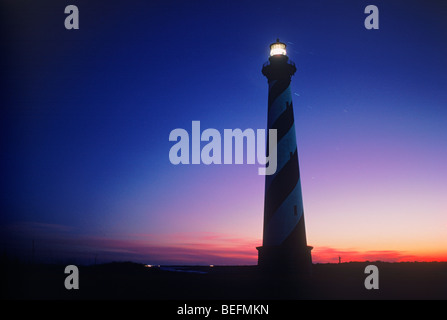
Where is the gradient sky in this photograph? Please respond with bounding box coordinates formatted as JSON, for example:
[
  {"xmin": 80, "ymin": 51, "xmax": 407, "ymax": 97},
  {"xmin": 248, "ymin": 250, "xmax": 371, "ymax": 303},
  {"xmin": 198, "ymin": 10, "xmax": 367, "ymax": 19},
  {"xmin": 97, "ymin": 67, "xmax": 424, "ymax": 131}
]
[{"xmin": 1, "ymin": 0, "xmax": 446, "ymax": 265}]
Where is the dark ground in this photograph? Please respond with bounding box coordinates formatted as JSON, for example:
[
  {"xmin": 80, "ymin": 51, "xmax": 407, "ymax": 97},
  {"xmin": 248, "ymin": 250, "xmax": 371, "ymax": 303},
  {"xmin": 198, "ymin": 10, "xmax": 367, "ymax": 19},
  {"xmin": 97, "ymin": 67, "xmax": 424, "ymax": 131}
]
[{"xmin": 1, "ymin": 260, "xmax": 446, "ymax": 300}]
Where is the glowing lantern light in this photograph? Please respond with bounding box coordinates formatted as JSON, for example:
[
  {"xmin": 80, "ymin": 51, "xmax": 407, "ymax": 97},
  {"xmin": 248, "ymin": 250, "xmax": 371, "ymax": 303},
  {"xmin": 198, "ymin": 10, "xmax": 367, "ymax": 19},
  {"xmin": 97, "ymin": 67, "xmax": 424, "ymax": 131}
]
[{"xmin": 269, "ymin": 39, "xmax": 287, "ymax": 57}]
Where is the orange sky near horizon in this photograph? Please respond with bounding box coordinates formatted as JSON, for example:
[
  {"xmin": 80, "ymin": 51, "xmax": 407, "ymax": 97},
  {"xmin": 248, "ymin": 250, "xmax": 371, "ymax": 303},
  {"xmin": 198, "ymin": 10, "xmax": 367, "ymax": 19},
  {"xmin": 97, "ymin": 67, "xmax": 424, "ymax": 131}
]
[{"xmin": 4, "ymin": 221, "xmax": 445, "ymax": 265}]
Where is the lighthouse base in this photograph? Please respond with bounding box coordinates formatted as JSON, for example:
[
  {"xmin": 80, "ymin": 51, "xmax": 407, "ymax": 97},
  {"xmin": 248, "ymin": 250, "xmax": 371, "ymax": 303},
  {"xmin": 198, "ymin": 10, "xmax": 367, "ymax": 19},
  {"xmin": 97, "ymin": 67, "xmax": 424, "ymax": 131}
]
[{"xmin": 256, "ymin": 245, "xmax": 313, "ymax": 276}]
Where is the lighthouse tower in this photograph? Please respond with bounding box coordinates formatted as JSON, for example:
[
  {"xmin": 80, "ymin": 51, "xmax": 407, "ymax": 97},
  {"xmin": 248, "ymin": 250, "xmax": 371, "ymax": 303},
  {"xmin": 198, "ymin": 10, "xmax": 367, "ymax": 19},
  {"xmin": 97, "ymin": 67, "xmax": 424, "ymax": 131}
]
[{"xmin": 257, "ymin": 40, "xmax": 312, "ymax": 274}]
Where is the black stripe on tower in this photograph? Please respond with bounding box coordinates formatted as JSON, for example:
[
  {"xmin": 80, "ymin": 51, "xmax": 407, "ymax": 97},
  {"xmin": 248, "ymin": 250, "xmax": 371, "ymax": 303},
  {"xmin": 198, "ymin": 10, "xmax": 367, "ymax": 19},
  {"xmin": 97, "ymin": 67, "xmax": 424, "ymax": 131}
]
[
  {"xmin": 268, "ymin": 79, "xmax": 291, "ymax": 109},
  {"xmin": 270, "ymin": 101, "xmax": 294, "ymax": 142},
  {"xmin": 263, "ymin": 148, "xmax": 300, "ymax": 223},
  {"xmin": 282, "ymin": 213, "xmax": 308, "ymax": 249},
  {"xmin": 265, "ymin": 101, "xmax": 294, "ymax": 158}
]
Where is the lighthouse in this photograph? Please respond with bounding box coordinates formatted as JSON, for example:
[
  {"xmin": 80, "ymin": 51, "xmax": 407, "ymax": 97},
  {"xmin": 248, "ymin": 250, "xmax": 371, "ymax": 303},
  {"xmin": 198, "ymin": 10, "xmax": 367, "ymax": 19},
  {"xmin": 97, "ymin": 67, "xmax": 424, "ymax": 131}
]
[{"xmin": 257, "ymin": 40, "xmax": 312, "ymax": 274}]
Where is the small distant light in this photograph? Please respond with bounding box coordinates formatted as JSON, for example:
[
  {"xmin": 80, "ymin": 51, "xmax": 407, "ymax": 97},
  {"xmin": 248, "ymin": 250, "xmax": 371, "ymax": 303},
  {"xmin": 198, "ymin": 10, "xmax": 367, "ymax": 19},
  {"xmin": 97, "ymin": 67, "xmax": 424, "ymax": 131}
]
[
  {"xmin": 209, "ymin": 265, "xmax": 214, "ymax": 268},
  {"xmin": 145, "ymin": 264, "xmax": 152, "ymax": 268}
]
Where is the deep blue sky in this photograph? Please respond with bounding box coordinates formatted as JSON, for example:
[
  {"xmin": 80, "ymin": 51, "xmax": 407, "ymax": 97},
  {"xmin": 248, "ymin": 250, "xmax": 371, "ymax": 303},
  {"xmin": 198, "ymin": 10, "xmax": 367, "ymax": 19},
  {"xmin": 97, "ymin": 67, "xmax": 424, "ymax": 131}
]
[{"xmin": 1, "ymin": 0, "xmax": 446, "ymax": 264}]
